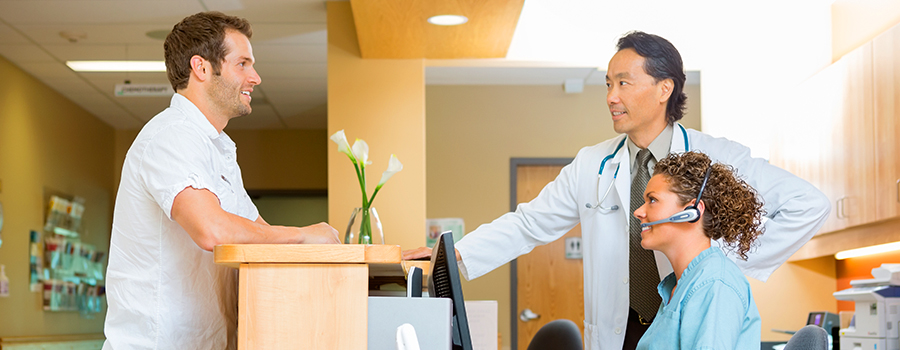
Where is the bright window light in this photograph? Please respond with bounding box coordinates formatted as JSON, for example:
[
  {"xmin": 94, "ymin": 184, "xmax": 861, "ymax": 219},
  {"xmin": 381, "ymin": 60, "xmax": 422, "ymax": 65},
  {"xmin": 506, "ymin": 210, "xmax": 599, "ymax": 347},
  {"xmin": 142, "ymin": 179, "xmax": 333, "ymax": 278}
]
[
  {"xmin": 66, "ymin": 61, "xmax": 166, "ymax": 72},
  {"xmin": 427, "ymin": 15, "xmax": 468, "ymax": 26},
  {"xmin": 835, "ymin": 241, "xmax": 900, "ymax": 260}
]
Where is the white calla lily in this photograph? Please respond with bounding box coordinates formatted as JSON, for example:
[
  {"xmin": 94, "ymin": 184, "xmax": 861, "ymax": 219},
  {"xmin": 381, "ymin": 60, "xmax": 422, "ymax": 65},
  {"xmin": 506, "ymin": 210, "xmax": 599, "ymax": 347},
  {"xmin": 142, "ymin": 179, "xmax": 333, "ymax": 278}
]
[
  {"xmin": 378, "ymin": 154, "xmax": 403, "ymax": 186},
  {"xmin": 330, "ymin": 130, "xmax": 355, "ymax": 161},
  {"xmin": 352, "ymin": 139, "xmax": 370, "ymax": 167}
]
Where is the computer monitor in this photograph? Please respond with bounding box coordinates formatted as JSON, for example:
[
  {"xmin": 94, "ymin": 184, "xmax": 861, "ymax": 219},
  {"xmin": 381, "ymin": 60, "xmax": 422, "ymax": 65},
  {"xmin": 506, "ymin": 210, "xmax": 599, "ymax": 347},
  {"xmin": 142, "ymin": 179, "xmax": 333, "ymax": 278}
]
[
  {"xmin": 428, "ymin": 231, "xmax": 473, "ymax": 350},
  {"xmin": 807, "ymin": 311, "xmax": 839, "ymax": 332}
]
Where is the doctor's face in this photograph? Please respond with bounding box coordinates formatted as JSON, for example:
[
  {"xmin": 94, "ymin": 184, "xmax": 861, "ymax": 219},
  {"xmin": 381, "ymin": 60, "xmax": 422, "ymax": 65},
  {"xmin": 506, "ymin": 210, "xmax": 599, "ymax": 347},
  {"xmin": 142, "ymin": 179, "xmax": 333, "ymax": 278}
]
[
  {"xmin": 633, "ymin": 174, "xmax": 687, "ymax": 251},
  {"xmin": 606, "ymin": 49, "xmax": 670, "ymax": 138}
]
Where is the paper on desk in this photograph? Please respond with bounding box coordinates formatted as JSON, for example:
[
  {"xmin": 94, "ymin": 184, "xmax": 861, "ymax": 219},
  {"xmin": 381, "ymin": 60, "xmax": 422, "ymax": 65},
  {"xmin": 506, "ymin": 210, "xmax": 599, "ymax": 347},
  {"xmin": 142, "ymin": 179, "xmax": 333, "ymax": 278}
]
[{"xmin": 465, "ymin": 300, "xmax": 498, "ymax": 350}]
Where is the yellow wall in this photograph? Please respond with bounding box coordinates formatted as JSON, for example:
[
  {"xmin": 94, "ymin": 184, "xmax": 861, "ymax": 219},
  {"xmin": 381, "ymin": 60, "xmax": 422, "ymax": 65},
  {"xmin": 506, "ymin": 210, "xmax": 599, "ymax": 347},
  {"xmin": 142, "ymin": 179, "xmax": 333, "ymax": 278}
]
[
  {"xmin": 115, "ymin": 129, "xmax": 328, "ymax": 191},
  {"xmin": 0, "ymin": 56, "xmax": 115, "ymax": 336},
  {"xmin": 425, "ymin": 84, "xmax": 701, "ymax": 349},
  {"xmin": 227, "ymin": 129, "xmax": 328, "ymax": 190},
  {"xmin": 832, "ymin": 0, "xmax": 900, "ymax": 61},
  {"xmin": 750, "ymin": 257, "xmax": 837, "ymax": 342},
  {"xmin": 327, "ymin": 2, "xmax": 426, "ymax": 249}
]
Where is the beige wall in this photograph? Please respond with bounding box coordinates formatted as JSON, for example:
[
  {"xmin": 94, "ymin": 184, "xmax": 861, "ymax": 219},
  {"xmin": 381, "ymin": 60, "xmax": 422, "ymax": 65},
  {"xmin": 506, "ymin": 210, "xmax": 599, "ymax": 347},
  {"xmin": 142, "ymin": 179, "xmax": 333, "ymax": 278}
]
[
  {"xmin": 327, "ymin": 2, "xmax": 427, "ymax": 249},
  {"xmin": 832, "ymin": 0, "xmax": 900, "ymax": 61},
  {"xmin": 0, "ymin": 56, "xmax": 115, "ymax": 336},
  {"xmin": 425, "ymin": 84, "xmax": 701, "ymax": 349}
]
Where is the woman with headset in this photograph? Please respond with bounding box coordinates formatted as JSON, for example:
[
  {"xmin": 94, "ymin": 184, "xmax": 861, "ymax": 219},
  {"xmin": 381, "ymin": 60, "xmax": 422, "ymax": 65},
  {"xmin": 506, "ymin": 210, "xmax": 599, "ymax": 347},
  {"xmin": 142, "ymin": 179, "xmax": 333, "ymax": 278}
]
[{"xmin": 633, "ymin": 151, "xmax": 763, "ymax": 349}]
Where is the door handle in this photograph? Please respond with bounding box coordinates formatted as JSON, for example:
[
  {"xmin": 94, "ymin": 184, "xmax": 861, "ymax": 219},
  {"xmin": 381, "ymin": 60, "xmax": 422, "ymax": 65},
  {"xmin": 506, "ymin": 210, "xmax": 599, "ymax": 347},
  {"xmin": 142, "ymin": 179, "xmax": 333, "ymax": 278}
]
[
  {"xmin": 896, "ymin": 179, "xmax": 899, "ymax": 203},
  {"xmin": 519, "ymin": 308, "xmax": 540, "ymax": 322},
  {"xmin": 835, "ymin": 198, "xmax": 843, "ymax": 219}
]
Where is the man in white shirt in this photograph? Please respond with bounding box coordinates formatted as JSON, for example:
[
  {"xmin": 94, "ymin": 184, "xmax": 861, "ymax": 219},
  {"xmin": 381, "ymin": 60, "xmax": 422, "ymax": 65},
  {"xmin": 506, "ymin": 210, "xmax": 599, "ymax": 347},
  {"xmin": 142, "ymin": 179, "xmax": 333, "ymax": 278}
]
[{"xmin": 103, "ymin": 12, "xmax": 340, "ymax": 350}]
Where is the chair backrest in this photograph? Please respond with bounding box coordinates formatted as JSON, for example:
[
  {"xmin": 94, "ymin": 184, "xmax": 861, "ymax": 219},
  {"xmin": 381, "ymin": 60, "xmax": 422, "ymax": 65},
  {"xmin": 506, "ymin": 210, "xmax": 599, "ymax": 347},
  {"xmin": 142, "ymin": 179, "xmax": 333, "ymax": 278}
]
[
  {"xmin": 783, "ymin": 325, "xmax": 829, "ymax": 350},
  {"xmin": 526, "ymin": 319, "xmax": 583, "ymax": 350}
]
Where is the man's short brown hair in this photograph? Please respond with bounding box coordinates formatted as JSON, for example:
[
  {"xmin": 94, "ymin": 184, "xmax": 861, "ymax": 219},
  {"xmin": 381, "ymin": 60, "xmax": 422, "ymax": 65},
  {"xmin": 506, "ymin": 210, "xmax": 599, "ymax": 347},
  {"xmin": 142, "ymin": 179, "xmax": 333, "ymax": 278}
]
[{"xmin": 164, "ymin": 12, "xmax": 252, "ymax": 91}]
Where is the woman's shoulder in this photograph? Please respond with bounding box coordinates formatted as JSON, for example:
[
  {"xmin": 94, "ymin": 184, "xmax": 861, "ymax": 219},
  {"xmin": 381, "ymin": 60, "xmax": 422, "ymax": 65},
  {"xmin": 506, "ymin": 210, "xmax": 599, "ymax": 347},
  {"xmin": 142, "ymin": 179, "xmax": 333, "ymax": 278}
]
[{"xmin": 685, "ymin": 249, "xmax": 751, "ymax": 293}]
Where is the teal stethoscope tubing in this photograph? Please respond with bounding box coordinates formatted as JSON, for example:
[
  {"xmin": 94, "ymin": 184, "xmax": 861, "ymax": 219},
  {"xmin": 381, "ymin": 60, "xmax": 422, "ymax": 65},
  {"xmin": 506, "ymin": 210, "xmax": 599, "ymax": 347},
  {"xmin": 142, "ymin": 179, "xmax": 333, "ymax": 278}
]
[{"xmin": 590, "ymin": 124, "xmax": 690, "ymax": 212}]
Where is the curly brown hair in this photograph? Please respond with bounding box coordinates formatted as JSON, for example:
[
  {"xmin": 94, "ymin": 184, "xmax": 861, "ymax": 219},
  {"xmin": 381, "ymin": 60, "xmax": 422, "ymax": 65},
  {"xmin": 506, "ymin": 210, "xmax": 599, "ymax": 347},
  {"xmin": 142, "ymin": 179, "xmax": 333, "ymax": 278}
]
[
  {"xmin": 164, "ymin": 12, "xmax": 252, "ymax": 91},
  {"xmin": 653, "ymin": 151, "xmax": 765, "ymax": 260}
]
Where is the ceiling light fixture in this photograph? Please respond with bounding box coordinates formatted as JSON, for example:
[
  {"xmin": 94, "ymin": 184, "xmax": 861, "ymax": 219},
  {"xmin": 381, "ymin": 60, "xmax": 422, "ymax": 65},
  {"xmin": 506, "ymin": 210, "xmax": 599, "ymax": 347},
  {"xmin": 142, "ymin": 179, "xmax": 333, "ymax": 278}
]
[
  {"xmin": 66, "ymin": 61, "xmax": 166, "ymax": 72},
  {"xmin": 427, "ymin": 15, "xmax": 468, "ymax": 26},
  {"xmin": 835, "ymin": 241, "xmax": 900, "ymax": 260}
]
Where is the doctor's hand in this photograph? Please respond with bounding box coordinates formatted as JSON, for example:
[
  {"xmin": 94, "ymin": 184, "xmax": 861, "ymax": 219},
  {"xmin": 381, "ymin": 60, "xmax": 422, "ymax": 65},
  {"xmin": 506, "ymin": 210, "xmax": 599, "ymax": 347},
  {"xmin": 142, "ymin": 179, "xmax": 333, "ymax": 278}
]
[
  {"xmin": 296, "ymin": 222, "xmax": 341, "ymax": 244},
  {"xmin": 401, "ymin": 247, "xmax": 462, "ymax": 261}
]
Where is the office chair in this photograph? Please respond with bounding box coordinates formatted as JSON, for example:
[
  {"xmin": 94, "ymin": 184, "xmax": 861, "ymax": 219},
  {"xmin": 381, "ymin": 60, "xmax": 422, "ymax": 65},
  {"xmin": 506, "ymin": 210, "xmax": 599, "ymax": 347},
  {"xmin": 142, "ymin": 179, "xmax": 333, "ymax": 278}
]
[
  {"xmin": 527, "ymin": 319, "xmax": 583, "ymax": 350},
  {"xmin": 783, "ymin": 325, "xmax": 829, "ymax": 350}
]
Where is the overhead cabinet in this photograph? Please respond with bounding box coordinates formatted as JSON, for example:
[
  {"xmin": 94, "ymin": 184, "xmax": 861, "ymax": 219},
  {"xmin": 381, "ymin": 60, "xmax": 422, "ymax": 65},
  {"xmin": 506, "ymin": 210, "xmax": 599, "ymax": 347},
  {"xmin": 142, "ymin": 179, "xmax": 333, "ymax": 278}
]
[
  {"xmin": 873, "ymin": 26, "xmax": 900, "ymax": 224},
  {"xmin": 771, "ymin": 29, "xmax": 900, "ymax": 235}
]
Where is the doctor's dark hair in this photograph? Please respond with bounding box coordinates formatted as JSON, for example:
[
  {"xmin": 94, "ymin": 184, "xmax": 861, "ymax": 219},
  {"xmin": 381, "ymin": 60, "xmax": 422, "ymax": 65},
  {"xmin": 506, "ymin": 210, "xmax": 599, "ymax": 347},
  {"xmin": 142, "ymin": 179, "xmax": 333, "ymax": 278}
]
[
  {"xmin": 164, "ymin": 12, "xmax": 252, "ymax": 91},
  {"xmin": 653, "ymin": 151, "xmax": 765, "ymax": 260},
  {"xmin": 616, "ymin": 31, "xmax": 687, "ymax": 124}
]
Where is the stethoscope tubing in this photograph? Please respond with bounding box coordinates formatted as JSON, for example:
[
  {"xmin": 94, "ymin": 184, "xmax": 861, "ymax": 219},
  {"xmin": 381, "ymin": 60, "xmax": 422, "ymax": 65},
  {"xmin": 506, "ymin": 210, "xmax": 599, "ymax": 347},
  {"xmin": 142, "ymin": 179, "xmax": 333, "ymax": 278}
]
[{"xmin": 592, "ymin": 124, "xmax": 690, "ymax": 213}]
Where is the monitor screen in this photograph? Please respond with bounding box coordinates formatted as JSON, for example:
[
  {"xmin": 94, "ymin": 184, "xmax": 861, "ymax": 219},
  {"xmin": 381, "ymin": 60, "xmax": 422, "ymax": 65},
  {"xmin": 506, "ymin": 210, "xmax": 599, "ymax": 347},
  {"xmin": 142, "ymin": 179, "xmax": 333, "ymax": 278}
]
[
  {"xmin": 808, "ymin": 312, "xmax": 823, "ymax": 326},
  {"xmin": 428, "ymin": 231, "xmax": 473, "ymax": 350}
]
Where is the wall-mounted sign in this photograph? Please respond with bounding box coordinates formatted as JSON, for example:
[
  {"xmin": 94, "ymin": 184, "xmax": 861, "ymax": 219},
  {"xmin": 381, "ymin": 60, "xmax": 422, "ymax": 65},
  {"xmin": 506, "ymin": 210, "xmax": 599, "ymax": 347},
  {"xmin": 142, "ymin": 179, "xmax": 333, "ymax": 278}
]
[{"xmin": 114, "ymin": 84, "xmax": 174, "ymax": 97}]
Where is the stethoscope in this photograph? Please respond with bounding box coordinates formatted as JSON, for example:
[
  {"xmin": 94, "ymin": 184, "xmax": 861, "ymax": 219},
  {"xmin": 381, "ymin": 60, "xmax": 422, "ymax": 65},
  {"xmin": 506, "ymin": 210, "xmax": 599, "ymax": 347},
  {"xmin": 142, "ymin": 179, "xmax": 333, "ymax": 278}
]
[{"xmin": 586, "ymin": 124, "xmax": 690, "ymax": 213}]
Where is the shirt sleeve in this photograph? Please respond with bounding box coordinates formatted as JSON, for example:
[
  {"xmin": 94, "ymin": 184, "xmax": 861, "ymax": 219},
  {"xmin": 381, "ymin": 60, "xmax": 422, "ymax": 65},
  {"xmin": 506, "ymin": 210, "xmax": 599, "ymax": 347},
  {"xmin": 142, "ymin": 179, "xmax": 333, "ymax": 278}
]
[
  {"xmin": 702, "ymin": 133, "xmax": 831, "ymax": 282},
  {"xmin": 679, "ymin": 280, "xmax": 748, "ymax": 350},
  {"xmin": 138, "ymin": 124, "xmax": 230, "ymax": 220},
  {"xmin": 455, "ymin": 148, "xmax": 585, "ymax": 280}
]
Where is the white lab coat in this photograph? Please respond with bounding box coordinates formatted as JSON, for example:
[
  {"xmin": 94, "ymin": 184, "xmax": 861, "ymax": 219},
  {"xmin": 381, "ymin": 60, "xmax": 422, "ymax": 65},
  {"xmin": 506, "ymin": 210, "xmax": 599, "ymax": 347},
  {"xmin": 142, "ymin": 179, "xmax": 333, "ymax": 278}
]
[{"xmin": 455, "ymin": 123, "xmax": 830, "ymax": 350}]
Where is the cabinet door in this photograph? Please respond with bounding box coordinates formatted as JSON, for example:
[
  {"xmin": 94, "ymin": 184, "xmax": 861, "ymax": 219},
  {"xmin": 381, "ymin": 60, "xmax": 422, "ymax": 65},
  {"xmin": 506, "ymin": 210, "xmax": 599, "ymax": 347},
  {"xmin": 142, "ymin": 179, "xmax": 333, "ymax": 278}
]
[
  {"xmin": 771, "ymin": 61, "xmax": 846, "ymax": 233},
  {"xmin": 873, "ymin": 26, "xmax": 900, "ymax": 221},
  {"xmin": 838, "ymin": 42, "xmax": 877, "ymax": 228}
]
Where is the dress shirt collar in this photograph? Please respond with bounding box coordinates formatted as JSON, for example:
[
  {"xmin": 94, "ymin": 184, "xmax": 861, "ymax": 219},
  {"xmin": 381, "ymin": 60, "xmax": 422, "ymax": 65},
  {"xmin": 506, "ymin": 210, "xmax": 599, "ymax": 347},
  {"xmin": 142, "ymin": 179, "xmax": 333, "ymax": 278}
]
[
  {"xmin": 168, "ymin": 93, "xmax": 230, "ymax": 145},
  {"xmin": 627, "ymin": 123, "xmax": 674, "ymax": 173}
]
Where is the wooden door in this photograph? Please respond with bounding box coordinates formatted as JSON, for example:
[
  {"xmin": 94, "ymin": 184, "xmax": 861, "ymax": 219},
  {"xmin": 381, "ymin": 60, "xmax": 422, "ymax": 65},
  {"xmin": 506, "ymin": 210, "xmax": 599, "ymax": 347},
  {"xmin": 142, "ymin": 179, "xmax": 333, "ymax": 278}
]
[
  {"xmin": 514, "ymin": 164, "xmax": 584, "ymax": 349},
  {"xmin": 873, "ymin": 25, "xmax": 900, "ymax": 222}
]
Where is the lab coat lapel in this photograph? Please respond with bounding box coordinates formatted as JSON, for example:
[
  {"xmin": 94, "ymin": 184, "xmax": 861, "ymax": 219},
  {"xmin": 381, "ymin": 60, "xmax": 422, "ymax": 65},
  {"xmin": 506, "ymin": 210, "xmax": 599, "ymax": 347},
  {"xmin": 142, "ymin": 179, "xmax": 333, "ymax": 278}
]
[
  {"xmin": 613, "ymin": 141, "xmax": 631, "ymax": 222},
  {"xmin": 668, "ymin": 122, "xmax": 690, "ymax": 154}
]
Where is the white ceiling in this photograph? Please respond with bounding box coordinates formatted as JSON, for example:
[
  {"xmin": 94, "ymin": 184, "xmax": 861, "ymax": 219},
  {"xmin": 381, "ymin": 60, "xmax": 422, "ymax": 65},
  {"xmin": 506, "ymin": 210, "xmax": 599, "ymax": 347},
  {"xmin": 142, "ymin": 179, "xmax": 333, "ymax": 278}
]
[
  {"xmin": 0, "ymin": 0, "xmax": 329, "ymax": 130},
  {"xmin": 0, "ymin": 0, "xmax": 704, "ymax": 131}
]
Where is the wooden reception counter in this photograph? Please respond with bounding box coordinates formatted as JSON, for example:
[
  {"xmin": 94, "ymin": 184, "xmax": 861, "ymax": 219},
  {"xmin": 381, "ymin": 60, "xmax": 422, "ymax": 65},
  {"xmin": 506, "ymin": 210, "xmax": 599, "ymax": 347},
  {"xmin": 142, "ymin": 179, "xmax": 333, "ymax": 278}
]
[{"xmin": 214, "ymin": 244, "xmax": 426, "ymax": 350}]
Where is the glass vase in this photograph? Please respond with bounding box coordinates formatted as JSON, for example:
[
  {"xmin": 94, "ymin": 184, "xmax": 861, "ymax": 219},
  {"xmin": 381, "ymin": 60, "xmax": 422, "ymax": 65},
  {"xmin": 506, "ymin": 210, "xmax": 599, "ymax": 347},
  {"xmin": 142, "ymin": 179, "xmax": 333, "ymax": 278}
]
[{"xmin": 344, "ymin": 207, "xmax": 384, "ymax": 244}]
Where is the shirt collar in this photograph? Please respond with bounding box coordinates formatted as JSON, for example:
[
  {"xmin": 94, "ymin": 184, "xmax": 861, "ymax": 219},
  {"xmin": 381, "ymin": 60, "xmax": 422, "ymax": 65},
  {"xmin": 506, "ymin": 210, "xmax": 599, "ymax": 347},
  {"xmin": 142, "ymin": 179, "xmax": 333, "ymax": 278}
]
[
  {"xmin": 657, "ymin": 246, "xmax": 721, "ymax": 304},
  {"xmin": 169, "ymin": 93, "xmax": 227, "ymax": 142},
  {"xmin": 627, "ymin": 123, "xmax": 674, "ymax": 169}
]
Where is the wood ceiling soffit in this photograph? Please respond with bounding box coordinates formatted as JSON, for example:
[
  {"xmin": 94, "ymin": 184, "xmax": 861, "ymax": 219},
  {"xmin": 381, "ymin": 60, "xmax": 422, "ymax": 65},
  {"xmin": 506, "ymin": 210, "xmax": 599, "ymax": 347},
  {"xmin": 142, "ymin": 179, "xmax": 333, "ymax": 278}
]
[{"xmin": 349, "ymin": 0, "xmax": 524, "ymax": 59}]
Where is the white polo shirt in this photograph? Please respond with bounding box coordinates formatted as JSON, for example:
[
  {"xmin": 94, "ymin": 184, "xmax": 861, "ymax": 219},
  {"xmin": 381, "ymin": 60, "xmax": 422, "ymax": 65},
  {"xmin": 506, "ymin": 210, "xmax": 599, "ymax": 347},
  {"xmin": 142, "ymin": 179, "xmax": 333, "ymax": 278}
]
[{"xmin": 103, "ymin": 93, "xmax": 258, "ymax": 350}]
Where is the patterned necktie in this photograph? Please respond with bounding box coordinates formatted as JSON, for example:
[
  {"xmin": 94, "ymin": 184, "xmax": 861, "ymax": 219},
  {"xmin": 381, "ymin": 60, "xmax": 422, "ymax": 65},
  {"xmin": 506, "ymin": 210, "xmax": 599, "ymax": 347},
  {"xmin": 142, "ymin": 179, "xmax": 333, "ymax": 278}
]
[{"xmin": 629, "ymin": 149, "xmax": 662, "ymax": 323}]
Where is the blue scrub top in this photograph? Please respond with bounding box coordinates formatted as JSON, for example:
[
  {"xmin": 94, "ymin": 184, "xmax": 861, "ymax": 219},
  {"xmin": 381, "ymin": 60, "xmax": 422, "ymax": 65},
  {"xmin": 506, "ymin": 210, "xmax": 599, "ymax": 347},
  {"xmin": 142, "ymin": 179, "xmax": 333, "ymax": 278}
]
[{"xmin": 637, "ymin": 246, "xmax": 762, "ymax": 350}]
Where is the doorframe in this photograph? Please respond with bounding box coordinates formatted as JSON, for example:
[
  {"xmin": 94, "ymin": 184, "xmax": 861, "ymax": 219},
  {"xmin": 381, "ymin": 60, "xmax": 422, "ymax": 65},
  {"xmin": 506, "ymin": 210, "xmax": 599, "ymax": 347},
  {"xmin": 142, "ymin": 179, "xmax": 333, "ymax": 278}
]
[{"xmin": 508, "ymin": 157, "xmax": 574, "ymax": 350}]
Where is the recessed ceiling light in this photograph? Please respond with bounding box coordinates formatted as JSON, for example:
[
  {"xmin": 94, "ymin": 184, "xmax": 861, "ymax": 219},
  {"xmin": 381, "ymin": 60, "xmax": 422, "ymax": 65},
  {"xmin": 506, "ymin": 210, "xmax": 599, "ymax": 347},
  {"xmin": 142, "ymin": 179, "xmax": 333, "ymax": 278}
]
[
  {"xmin": 66, "ymin": 61, "xmax": 166, "ymax": 72},
  {"xmin": 427, "ymin": 15, "xmax": 468, "ymax": 26}
]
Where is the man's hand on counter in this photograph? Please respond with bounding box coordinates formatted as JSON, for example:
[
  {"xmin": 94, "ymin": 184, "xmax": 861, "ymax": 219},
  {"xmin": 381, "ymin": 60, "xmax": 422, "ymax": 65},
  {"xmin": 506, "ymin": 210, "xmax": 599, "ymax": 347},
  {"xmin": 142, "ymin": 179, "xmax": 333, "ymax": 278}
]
[
  {"xmin": 295, "ymin": 222, "xmax": 341, "ymax": 244},
  {"xmin": 401, "ymin": 247, "xmax": 461, "ymax": 261}
]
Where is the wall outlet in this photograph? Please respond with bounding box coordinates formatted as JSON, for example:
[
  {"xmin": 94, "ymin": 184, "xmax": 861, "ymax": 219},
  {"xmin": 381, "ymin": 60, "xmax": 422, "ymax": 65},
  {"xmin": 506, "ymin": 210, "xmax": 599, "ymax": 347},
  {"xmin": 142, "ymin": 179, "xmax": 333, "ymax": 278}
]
[{"xmin": 565, "ymin": 237, "xmax": 583, "ymax": 259}]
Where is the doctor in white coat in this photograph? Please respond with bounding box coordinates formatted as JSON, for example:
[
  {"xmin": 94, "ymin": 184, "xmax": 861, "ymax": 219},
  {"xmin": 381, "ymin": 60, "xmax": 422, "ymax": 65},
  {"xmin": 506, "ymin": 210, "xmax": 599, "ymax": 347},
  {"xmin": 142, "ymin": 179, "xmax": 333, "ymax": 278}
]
[{"xmin": 404, "ymin": 31, "xmax": 829, "ymax": 350}]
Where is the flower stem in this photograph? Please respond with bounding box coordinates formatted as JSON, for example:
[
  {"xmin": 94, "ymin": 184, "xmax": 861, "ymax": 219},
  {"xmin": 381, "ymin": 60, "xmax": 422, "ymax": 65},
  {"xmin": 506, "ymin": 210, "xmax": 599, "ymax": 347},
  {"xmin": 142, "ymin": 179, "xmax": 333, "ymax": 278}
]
[
  {"xmin": 353, "ymin": 162, "xmax": 368, "ymax": 208},
  {"xmin": 359, "ymin": 208, "xmax": 372, "ymax": 244},
  {"xmin": 368, "ymin": 184, "xmax": 383, "ymax": 208}
]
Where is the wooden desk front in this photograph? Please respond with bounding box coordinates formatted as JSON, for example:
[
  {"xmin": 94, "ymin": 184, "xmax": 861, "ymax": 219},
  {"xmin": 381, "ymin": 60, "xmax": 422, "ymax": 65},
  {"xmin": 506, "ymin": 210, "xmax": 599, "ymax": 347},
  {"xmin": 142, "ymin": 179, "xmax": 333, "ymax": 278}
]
[{"xmin": 215, "ymin": 244, "xmax": 423, "ymax": 350}]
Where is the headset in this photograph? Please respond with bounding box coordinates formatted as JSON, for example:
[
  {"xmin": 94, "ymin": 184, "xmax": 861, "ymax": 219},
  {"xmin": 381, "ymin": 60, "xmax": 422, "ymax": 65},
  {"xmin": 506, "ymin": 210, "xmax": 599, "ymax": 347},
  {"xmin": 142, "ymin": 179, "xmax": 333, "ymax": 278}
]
[{"xmin": 640, "ymin": 165, "xmax": 712, "ymax": 228}]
